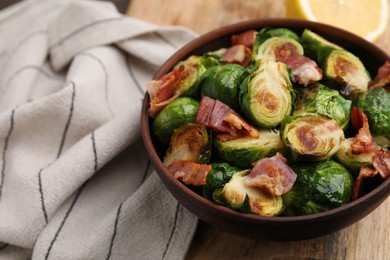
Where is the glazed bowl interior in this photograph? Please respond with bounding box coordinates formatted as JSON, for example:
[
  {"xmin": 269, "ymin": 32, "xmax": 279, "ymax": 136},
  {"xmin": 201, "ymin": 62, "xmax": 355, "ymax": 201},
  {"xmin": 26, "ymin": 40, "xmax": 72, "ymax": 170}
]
[{"xmin": 141, "ymin": 18, "xmax": 390, "ymax": 241}]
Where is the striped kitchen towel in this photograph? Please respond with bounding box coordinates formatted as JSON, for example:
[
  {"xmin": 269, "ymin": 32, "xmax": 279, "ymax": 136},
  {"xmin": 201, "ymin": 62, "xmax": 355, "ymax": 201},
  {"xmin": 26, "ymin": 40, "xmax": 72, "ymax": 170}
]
[{"xmin": 0, "ymin": 0, "xmax": 198, "ymax": 259}]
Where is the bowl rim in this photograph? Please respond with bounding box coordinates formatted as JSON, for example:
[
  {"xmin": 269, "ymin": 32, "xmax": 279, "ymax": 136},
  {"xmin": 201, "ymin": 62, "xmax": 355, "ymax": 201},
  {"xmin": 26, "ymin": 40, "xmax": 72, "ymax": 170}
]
[{"xmin": 141, "ymin": 18, "xmax": 390, "ymax": 226}]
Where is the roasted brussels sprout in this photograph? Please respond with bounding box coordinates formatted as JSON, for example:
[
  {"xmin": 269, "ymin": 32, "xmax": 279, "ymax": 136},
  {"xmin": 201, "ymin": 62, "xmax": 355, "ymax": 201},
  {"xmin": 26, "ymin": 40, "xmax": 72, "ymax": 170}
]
[
  {"xmin": 356, "ymin": 87, "xmax": 390, "ymax": 148},
  {"xmin": 300, "ymin": 29, "xmax": 343, "ymax": 65},
  {"xmin": 200, "ymin": 64, "xmax": 247, "ymax": 110},
  {"xmin": 323, "ymin": 49, "xmax": 371, "ymax": 98},
  {"xmin": 214, "ymin": 129, "xmax": 284, "ymax": 168},
  {"xmin": 283, "ymin": 160, "xmax": 354, "ymax": 216},
  {"xmin": 253, "ymin": 27, "xmax": 300, "ymax": 55},
  {"xmin": 281, "ymin": 115, "xmax": 345, "ymax": 161},
  {"xmin": 153, "ymin": 97, "xmax": 199, "ymax": 145},
  {"xmin": 213, "ymin": 170, "xmax": 283, "ymax": 216},
  {"xmin": 173, "ymin": 55, "xmax": 219, "ymax": 97},
  {"xmin": 335, "ymin": 138, "xmax": 377, "ymax": 174},
  {"xmin": 163, "ymin": 123, "xmax": 212, "ymax": 166},
  {"xmin": 202, "ymin": 162, "xmax": 241, "ymax": 200},
  {"xmin": 253, "ymin": 35, "xmax": 304, "ymax": 61},
  {"xmin": 239, "ymin": 59, "xmax": 294, "ymax": 128},
  {"xmin": 293, "ymin": 83, "xmax": 352, "ymax": 129}
]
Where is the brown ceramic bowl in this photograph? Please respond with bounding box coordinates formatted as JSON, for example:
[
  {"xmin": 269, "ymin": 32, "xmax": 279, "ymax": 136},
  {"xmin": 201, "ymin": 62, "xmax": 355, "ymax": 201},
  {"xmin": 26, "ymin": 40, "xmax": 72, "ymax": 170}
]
[{"xmin": 141, "ymin": 19, "xmax": 390, "ymax": 241}]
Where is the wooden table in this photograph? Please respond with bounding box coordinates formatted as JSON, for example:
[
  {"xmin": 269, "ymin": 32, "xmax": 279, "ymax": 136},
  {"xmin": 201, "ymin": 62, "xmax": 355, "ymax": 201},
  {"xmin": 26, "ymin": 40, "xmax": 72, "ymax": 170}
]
[{"xmin": 127, "ymin": 1, "xmax": 390, "ymax": 259}]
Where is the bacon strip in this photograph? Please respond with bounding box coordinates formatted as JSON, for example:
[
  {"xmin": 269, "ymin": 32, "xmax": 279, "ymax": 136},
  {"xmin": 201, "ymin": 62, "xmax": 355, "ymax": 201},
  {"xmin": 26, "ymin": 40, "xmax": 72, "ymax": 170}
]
[
  {"xmin": 244, "ymin": 153, "xmax": 297, "ymax": 196},
  {"xmin": 369, "ymin": 61, "xmax": 390, "ymax": 90},
  {"xmin": 147, "ymin": 65, "xmax": 186, "ymax": 117},
  {"xmin": 167, "ymin": 160, "xmax": 211, "ymax": 186},
  {"xmin": 350, "ymin": 107, "xmax": 377, "ymax": 154},
  {"xmin": 232, "ymin": 29, "xmax": 257, "ymax": 49},
  {"xmin": 281, "ymin": 54, "xmax": 323, "ymax": 86},
  {"xmin": 196, "ymin": 96, "xmax": 259, "ymax": 140},
  {"xmin": 373, "ymin": 148, "xmax": 390, "ymax": 179},
  {"xmin": 352, "ymin": 165, "xmax": 378, "ymax": 200},
  {"xmin": 220, "ymin": 45, "xmax": 252, "ymax": 68}
]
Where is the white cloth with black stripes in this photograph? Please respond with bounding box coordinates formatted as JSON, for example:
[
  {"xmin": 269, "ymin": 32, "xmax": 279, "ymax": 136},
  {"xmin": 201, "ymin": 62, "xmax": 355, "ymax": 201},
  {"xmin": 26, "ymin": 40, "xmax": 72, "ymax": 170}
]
[{"xmin": 0, "ymin": 0, "xmax": 199, "ymax": 259}]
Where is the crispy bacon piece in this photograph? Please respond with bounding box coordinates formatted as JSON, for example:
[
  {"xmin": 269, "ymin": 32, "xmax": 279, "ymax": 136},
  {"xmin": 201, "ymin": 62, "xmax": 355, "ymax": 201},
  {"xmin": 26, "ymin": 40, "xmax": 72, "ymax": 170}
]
[
  {"xmin": 369, "ymin": 61, "xmax": 390, "ymax": 90},
  {"xmin": 282, "ymin": 54, "xmax": 323, "ymax": 86},
  {"xmin": 147, "ymin": 65, "xmax": 186, "ymax": 117},
  {"xmin": 232, "ymin": 29, "xmax": 257, "ymax": 49},
  {"xmin": 372, "ymin": 148, "xmax": 390, "ymax": 179},
  {"xmin": 244, "ymin": 153, "xmax": 297, "ymax": 196},
  {"xmin": 196, "ymin": 96, "xmax": 259, "ymax": 140},
  {"xmin": 167, "ymin": 160, "xmax": 211, "ymax": 186},
  {"xmin": 220, "ymin": 45, "xmax": 252, "ymax": 68},
  {"xmin": 352, "ymin": 165, "xmax": 378, "ymax": 200},
  {"xmin": 350, "ymin": 107, "xmax": 377, "ymax": 154}
]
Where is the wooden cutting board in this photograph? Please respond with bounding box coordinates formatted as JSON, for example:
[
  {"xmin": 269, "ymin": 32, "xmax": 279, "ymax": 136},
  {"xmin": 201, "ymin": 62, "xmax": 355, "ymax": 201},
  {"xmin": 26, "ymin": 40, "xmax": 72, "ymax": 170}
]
[{"xmin": 128, "ymin": 1, "xmax": 390, "ymax": 259}]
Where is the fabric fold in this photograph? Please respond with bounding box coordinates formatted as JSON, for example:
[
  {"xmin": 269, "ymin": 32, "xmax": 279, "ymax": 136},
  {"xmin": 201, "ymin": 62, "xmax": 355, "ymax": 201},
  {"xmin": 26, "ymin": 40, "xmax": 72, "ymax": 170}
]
[{"xmin": 0, "ymin": 0, "xmax": 199, "ymax": 259}]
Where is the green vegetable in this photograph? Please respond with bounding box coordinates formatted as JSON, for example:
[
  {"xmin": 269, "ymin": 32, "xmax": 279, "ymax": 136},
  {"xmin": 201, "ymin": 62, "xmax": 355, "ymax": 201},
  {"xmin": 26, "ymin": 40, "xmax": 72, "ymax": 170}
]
[
  {"xmin": 153, "ymin": 97, "xmax": 199, "ymax": 145},
  {"xmin": 239, "ymin": 59, "xmax": 294, "ymax": 128},
  {"xmin": 202, "ymin": 162, "xmax": 241, "ymax": 200},
  {"xmin": 300, "ymin": 29, "xmax": 342, "ymax": 65},
  {"xmin": 174, "ymin": 55, "xmax": 219, "ymax": 98},
  {"xmin": 281, "ymin": 115, "xmax": 345, "ymax": 161},
  {"xmin": 335, "ymin": 138, "xmax": 377, "ymax": 175},
  {"xmin": 200, "ymin": 64, "xmax": 247, "ymax": 110},
  {"xmin": 163, "ymin": 123, "xmax": 212, "ymax": 166},
  {"xmin": 322, "ymin": 49, "xmax": 371, "ymax": 98},
  {"xmin": 214, "ymin": 129, "xmax": 284, "ymax": 168},
  {"xmin": 356, "ymin": 87, "xmax": 390, "ymax": 148},
  {"xmin": 253, "ymin": 34, "xmax": 304, "ymax": 61},
  {"xmin": 293, "ymin": 83, "xmax": 352, "ymax": 129},
  {"xmin": 253, "ymin": 27, "xmax": 300, "ymax": 54},
  {"xmin": 283, "ymin": 160, "xmax": 354, "ymax": 216},
  {"xmin": 213, "ymin": 170, "xmax": 283, "ymax": 216}
]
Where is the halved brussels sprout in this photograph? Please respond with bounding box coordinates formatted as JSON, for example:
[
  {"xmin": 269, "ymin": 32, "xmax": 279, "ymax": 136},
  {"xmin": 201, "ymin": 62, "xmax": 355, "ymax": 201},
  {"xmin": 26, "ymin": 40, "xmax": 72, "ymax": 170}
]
[
  {"xmin": 323, "ymin": 49, "xmax": 371, "ymax": 98},
  {"xmin": 293, "ymin": 83, "xmax": 352, "ymax": 129},
  {"xmin": 282, "ymin": 160, "xmax": 354, "ymax": 216},
  {"xmin": 281, "ymin": 115, "xmax": 345, "ymax": 161},
  {"xmin": 213, "ymin": 170, "xmax": 283, "ymax": 216},
  {"xmin": 174, "ymin": 55, "xmax": 219, "ymax": 97},
  {"xmin": 239, "ymin": 59, "xmax": 294, "ymax": 128},
  {"xmin": 200, "ymin": 64, "xmax": 247, "ymax": 110},
  {"xmin": 356, "ymin": 87, "xmax": 390, "ymax": 148},
  {"xmin": 202, "ymin": 162, "xmax": 241, "ymax": 200},
  {"xmin": 300, "ymin": 29, "xmax": 342, "ymax": 65},
  {"xmin": 163, "ymin": 123, "xmax": 212, "ymax": 166},
  {"xmin": 253, "ymin": 37, "xmax": 304, "ymax": 62},
  {"xmin": 253, "ymin": 27, "xmax": 300, "ymax": 55},
  {"xmin": 335, "ymin": 138, "xmax": 377, "ymax": 175},
  {"xmin": 153, "ymin": 97, "xmax": 199, "ymax": 145},
  {"xmin": 214, "ymin": 129, "xmax": 284, "ymax": 168}
]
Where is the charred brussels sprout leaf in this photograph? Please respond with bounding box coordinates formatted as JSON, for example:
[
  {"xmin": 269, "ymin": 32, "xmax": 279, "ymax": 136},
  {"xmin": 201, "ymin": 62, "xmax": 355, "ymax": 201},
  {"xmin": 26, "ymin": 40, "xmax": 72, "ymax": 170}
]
[
  {"xmin": 300, "ymin": 29, "xmax": 343, "ymax": 65},
  {"xmin": 213, "ymin": 170, "xmax": 283, "ymax": 216},
  {"xmin": 281, "ymin": 115, "xmax": 345, "ymax": 161},
  {"xmin": 356, "ymin": 87, "xmax": 390, "ymax": 147},
  {"xmin": 293, "ymin": 83, "xmax": 352, "ymax": 129},
  {"xmin": 163, "ymin": 123, "xmax": 212, "ymax": 167},
  {"xmin": 240, "ymin": 60, "xmax": 294, "ymax": 128},
  {"xmin": 283, "ymin": 160, "xmax": 354, "ymax": 216},
  {"xmin": 153, "ymin": 97, "xmax": 199, "ymax": 145},
  {"xmin": 323, "ymin": 49, "xmax": 371, "ymax": 98},
  {"xmin": 174, "ymin": 55, "xmax": 219, "ymax": 98},
  {"xmin": 214, "ymin": 129, "xmax": 284, "ymax": 168},
  {"xmin": 335, "ymin": 138, "xmax": 377, "ymax": 175},
  {"xmin": 200, "ymin": 64, "xmax": 247, "ymax": 110},
  {"xmin": 202, "ymin": 162, "xmax": 242, "ymax": 200}
]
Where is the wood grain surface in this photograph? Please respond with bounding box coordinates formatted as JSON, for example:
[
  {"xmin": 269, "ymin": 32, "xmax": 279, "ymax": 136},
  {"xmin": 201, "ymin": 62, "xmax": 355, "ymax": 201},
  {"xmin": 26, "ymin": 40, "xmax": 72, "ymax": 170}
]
[{"xmin": 128, "ymin": 1, "xmax": 390, "ymax": 259}]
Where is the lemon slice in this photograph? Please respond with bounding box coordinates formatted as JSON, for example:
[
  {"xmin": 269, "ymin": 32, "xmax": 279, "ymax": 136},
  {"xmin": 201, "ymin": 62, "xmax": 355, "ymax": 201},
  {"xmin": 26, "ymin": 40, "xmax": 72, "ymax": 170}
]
[{"xmin": 286, "ymin": 0, "xmax": 389, "ymax": 42}]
